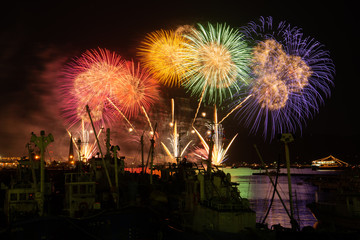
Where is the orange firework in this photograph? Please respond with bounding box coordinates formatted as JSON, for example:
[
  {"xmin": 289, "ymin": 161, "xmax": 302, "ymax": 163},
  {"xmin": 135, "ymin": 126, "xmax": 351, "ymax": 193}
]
[
  {"xmin": 137, "ymin": 29, "xmax": 189, "ymax": 87},
  {"xmin": 112, "ymin": 60, "xmax": 160, "ymax": 119}
]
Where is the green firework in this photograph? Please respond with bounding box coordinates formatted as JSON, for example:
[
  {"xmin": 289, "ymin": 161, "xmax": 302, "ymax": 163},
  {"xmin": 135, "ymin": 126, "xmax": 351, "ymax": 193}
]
[{"xmin": 180, "ymin": 22, "xmax": 252, "ymax": 104}]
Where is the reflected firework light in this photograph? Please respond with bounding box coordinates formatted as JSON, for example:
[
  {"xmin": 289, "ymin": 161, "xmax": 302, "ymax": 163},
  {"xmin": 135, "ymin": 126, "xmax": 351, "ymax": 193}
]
[{"xmin": 234, "ymin": 16, "xmax": 335, "ymax": 140}]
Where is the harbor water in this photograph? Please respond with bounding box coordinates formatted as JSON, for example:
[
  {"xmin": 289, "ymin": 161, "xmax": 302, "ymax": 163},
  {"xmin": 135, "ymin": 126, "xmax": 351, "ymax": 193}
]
[{"xmin": 223, "ymin": 167, "xmax": 340, "ymax": 229}]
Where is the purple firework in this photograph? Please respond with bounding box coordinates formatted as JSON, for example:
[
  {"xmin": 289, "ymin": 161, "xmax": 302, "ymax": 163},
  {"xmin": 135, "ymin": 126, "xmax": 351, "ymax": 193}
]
[{"xmin": 233, "ymin": 16, "xmax": 334, "ymax": 140}]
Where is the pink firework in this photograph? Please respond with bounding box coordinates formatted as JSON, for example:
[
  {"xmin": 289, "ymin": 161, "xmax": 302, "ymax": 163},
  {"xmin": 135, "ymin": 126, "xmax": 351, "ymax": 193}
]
[
  {"xmin": 111, "ymin": 60, "xmax": 160, "ymax": 119},
  {"xmin": 59, "ymin": 48, "xmax": 126, "ymax": 127}
]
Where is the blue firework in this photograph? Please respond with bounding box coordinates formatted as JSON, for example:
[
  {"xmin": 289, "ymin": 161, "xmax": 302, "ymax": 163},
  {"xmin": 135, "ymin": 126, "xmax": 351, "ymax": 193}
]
[{"xmin": 232, "ymin": 16, "xmax": 334, "ymax": 140}]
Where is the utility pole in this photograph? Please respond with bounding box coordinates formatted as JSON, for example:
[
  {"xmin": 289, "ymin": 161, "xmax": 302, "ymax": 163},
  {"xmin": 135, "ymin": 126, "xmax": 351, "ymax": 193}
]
[{"xmin": 30, "ymin": 130, "xmax": 54, "ymax": 217}]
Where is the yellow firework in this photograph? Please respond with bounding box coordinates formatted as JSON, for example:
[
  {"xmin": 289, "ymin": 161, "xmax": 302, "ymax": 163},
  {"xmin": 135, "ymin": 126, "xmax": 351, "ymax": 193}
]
[
  {"xmin": 252, "ymin": 75, "xmax": 289, "ymax": 111},
  {"xmin": 197, "ymin": 42, "xmax": 238, "ymax": 88},
  {"xmin": 286, "ymin": 55, "xmax": 312, "ymax": 92},
  {"xmin": 137, "ymin": 29, "xmax": 189, "ymax": 87}
]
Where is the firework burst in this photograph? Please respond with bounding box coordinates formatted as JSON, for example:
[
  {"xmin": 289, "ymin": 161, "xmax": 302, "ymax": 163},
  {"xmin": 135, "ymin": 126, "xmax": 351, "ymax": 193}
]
[
  {"xmin": 59, "ymin": 48, "xmax": 126, "ymax": 127},
  {"xmin": 137, "ymin": 29, "xmax": 189, "ymax": 87},
  {"xmin": 111, "ymin": 60, "xmax": 160, "ymax": 119},
  {"xmin": 234, "ymin": 16, "xmax": 334, "ymax": 139},
  {"xmin": 180, "ymin": 22, "xmax": 251, "ymax": 104}
]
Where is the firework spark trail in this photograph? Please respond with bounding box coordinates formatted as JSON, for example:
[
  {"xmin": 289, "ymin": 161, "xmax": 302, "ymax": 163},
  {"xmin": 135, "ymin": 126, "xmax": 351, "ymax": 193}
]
[
  {"xmin": 219, "ymin": 94, "xmax": 252, "ymax": 124},
  {"xmin": 192, "ymin": 106, "xmax": 237, "ymax": 165},
  {"xmin": 235, "ymin": 16, "xmax": 335, "ymax": 139},
  {"xmin": 161, "ymin": 142, "xmax": 174, "ymax": 162},
  {"xmin": 191, "ymin": 82, "xmax": 207, "ymax": 126},
  {"xmin": 66, "ymin": 125, "xmax": 103, "ymax": 160},
  {"xmin": 173, "ymin": 121, "xmax": 178, "ymax": 157},
  {"xmin": 192, "ymin": 127, "xmax": 237, "ymax": 165},
  {"xmin": 106, "ymin": 97, "xmax": 136, "ymax": 132},
  {"xmin": 81, "ymin": 120, "xmax": 89, "ymax": 159},
  {"xmin": 161, "ymin": 121, "xmax": 180, "ymax": 163},
  {"xmin": 180, "ymin": 141, "xmax": 193, "ymax": 157},
  {"xmin": 66, "ymin": 129, "xmax": 79, "ymax": 153},
  {"xmin": 161, "ymin": 100, "xmax": 193, "ymax": 162},
  {"xmin": 171, "ymin": 98, "xmax": 174, "ymax": 124},
  {"xmin": 141, "ymin": 106, "xmax": 154, "ymax": 134},
  {"xmin": 80, "ymin": 125, "xmax": 103, "ymax": 160}
]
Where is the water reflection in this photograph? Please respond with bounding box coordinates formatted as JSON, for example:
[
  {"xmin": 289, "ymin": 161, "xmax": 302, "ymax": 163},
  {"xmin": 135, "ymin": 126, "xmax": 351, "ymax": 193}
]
[{"xmin": 223, "ymin": 167, "xmax": 338, "ymax": 229}]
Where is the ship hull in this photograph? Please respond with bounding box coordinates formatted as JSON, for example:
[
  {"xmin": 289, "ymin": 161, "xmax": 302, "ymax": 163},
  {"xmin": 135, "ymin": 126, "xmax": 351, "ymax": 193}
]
[{"xmin": 307, "ymin": 202, "xmax": 360, "ymax": 231}]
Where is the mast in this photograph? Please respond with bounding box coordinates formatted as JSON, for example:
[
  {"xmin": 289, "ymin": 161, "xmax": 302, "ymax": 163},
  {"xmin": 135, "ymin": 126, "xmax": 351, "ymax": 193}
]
[
  {"xmin": 85, "ymin": 105, "xmax": 113, "ymax": 189},
  {"xmin": 76, "ymin": 138, "xmax": 82, "ymax": 173},
  {"xmin": 207, "ymin": 130, "xmax": 214, "ymax": 175},
  {"xmin": 68, "ymin": 134, "xmax": 74, "ymax": 162},
  {"xmin": 111, "ymin": 143, "xmax": 120, "ymax": 208},
  {"xmin": 27, "ymin": 143, "xmax": 37, "ymax": 193},
  {"xmin": 254, "ymin": 144, "xmax": 292, "ymax": 222},
  {"xmin": 30, "ymin": 130, "xmax": 54, "ymax": 217},
  {"xmin": 106, "ymin": 128, "xmax": 111, "ymax": 157},
  {"xmin": 149, "ymin": 123, "xmax": 157, "ymax": 184},
  {"xmin": 280, "ymin": 133, "xmax": 299, "ymax": 231}
]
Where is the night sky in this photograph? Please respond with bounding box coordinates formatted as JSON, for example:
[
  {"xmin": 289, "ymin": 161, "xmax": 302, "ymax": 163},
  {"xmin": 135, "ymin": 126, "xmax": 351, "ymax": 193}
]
[{"xmin": 0, "ymin": 1, "xmax": 359, "ymax": 164}]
